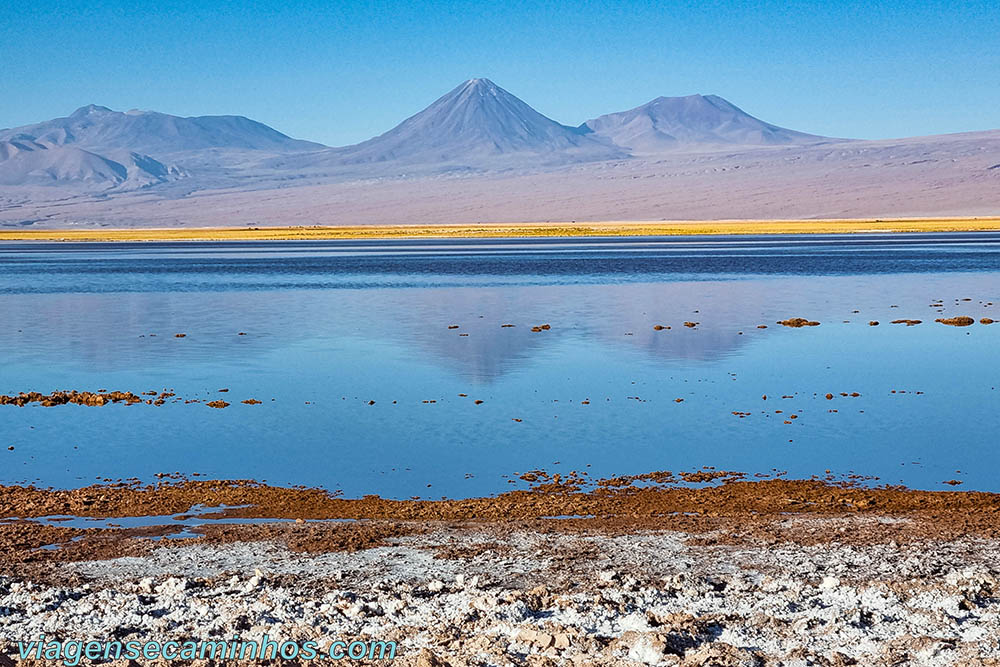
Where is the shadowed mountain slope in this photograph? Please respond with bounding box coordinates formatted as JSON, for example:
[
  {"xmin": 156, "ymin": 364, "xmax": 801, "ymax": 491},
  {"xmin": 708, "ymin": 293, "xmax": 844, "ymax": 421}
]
[{"xmin": 0, "ymin": 138, "xmax": 181, "ymax": 190}]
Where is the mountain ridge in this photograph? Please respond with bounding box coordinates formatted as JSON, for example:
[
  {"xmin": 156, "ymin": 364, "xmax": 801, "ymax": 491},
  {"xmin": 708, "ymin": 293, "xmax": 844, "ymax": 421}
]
[{"xmin": 0, "ymin": 105, "xmax": 325, "ymax": 155}]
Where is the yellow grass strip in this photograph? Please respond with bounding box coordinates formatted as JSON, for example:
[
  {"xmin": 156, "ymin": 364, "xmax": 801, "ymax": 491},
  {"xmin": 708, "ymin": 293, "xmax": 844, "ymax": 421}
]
[{"xmin": 1, "ymin": 218, "xmax": 999, "ymax": 242}]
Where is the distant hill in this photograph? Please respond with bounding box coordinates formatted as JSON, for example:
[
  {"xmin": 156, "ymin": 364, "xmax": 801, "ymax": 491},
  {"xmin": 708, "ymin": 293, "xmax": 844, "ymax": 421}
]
[
  {"xmin": 0, "ymin": 105, "xmax": 325, "ymax": 155},
  {"xmin": 0, "ymin": 105, "xmax": 323, "ymax": 191},
  {"xmin": 272, "ymin": 78, "xmax": 625, "ymax": 171},
  {"xmin": 581, "ymin": 94, "xmax": 829, "ymax": 153}
]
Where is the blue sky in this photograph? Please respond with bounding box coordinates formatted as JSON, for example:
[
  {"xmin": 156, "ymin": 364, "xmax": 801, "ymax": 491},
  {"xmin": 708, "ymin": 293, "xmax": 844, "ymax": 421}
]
[{"xmin": 2, "ymin": 0, "xmax": 998, "ymax": 146}]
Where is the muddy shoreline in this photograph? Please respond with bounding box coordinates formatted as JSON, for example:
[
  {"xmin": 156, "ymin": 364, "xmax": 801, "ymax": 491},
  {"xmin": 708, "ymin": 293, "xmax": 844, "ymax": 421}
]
[{"xmin": 5, "ymin": 478, "xmax": 1000, "ymax": 565}]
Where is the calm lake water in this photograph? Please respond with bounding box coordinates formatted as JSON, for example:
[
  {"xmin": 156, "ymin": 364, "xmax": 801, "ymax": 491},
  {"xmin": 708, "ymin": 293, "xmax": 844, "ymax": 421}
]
[{"xmin": 1, "ymin": 233, "xmax": 998, "ymax": 497}]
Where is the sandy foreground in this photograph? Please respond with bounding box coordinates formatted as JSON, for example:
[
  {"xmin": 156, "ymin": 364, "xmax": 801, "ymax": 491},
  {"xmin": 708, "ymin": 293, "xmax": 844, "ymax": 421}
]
[
  {"xmin": 3, "ymin": 479, "xmax": 1000, "ymax": 665},
  {"xmin": 1, "ymin": 218, "xmax": 999, "ymax": 242}
]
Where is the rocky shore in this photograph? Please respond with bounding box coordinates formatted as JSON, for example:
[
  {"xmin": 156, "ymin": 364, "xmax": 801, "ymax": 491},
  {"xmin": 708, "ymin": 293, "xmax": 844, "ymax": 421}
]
[{"xmin": 3, "ymin": 479, "xmax": 1000, "ymax": 665}]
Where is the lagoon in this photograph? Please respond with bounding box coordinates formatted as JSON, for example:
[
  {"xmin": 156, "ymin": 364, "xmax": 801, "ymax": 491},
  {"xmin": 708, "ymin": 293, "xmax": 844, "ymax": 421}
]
[{"xmin": 1, "ymin": 233, "xmax": 998, "ymax": 496}]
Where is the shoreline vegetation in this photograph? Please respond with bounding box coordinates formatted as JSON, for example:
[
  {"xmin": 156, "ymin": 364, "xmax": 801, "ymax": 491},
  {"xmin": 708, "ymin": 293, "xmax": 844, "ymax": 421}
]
[{"xmin": 1, "ymin": 216, "xmax": 1000, "ymax": 242}]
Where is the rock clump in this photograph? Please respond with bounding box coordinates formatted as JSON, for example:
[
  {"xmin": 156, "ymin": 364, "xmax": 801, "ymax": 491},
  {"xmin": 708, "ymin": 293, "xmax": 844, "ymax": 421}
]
[{"xmin": 777, "ymin": 318, "xmax": 820, "ymax": 327}]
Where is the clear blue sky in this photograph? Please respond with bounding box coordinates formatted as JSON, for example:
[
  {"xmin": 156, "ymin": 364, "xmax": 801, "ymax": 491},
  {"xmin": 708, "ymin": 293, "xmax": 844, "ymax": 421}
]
[{"xmin": 2, "ymin": 0, "xmax": 998, "ymax": 146}]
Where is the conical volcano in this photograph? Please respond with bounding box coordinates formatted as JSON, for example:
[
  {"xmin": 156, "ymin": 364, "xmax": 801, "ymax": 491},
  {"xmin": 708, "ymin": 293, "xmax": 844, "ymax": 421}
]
[{"xmin": 328, "ymin": 78, "xmax": 626, "ymax": 166}]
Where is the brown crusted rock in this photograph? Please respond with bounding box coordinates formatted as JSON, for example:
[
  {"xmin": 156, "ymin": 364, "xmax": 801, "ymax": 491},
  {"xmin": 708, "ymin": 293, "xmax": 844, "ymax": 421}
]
[
  {"xmin": 869, "ymin": 320, "xmax": 879, "ymax": 326},
  {"xmin": 777, "ymin": 318, "xmax": 820, "ymax": 327},
  {"xmin": 683, "ymin": 321, "xmax": 698, "ymax": 328},
  {"xmin": 935, "ymin": 316, "xmax": 975, "ymax": 326},
  {"xmin": 891, "ymin": 319, "xmax": 921, "ymax": 326},
  {"xmin": 516, "ymin": 628, "xmax": 557, "ymax": 649},
  {"xmin": 982, "ymin": 318, "xmax": 995, "ymax": 325},
  {"xmin": 684, "ymin": 642, "xmax": 763, "ymax": 666},
  {"xmin": 206, "ymin": 400, "xmax": 230, "ymax": 409}
]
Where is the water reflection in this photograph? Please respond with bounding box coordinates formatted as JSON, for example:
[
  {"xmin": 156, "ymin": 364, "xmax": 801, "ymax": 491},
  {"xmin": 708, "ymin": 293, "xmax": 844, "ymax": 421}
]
[{"xmin": 1, "ymin": 235, "xmax": 999, "ymax": 495}]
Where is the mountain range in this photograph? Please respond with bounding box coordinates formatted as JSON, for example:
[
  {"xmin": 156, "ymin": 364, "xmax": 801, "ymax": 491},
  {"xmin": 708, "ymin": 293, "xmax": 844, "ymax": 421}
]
[
  {"xmin": 1, "ymin": 78, "xmax": 997, "ymax": 226},
  {"xmin": 0, "ymin": 79, "xmax": 832, "ymax": 192}
]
